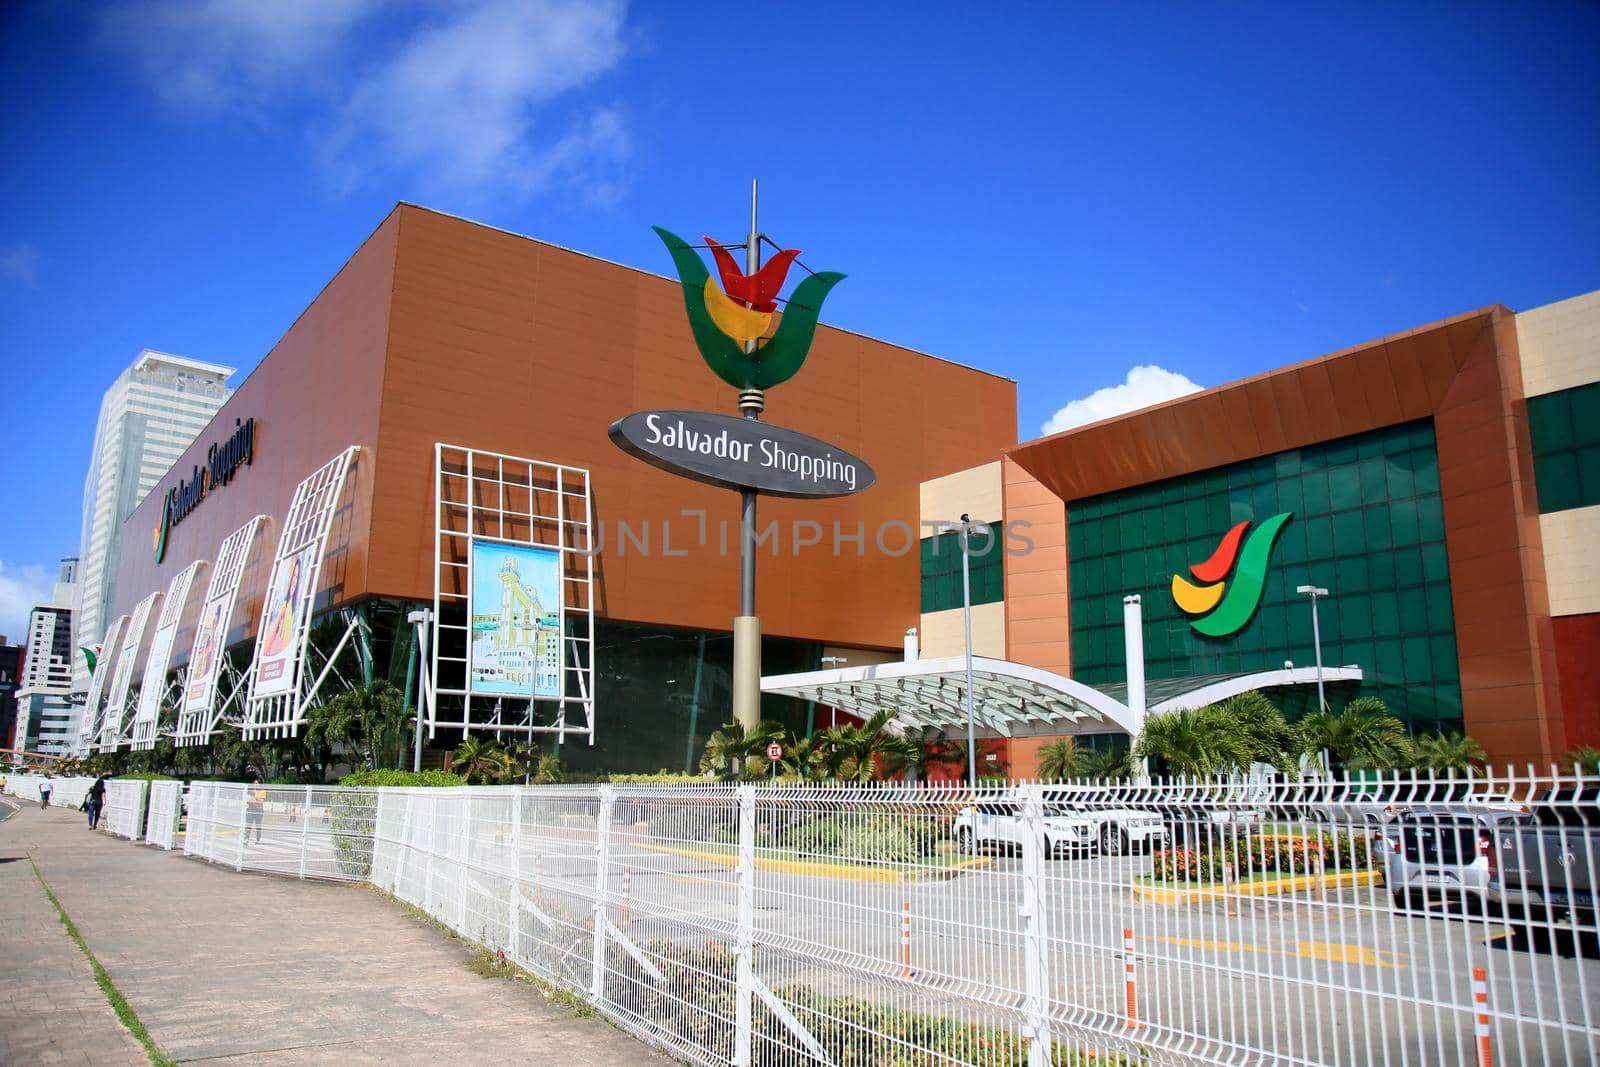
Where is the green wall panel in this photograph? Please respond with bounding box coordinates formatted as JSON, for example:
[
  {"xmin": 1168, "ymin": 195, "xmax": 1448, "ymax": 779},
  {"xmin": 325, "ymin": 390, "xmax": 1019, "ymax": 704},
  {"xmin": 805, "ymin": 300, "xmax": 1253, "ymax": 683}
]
[{"xmin": 1067, "ymin": 419, "xmax": 1463, "ymax": 734}]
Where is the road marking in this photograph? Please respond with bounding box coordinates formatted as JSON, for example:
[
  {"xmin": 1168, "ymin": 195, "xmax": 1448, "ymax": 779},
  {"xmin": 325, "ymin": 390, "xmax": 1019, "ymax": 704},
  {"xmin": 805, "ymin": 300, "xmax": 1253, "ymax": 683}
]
[{"xmin": 1153, "ymin": 934, "xmax": 1402, "ymax": 970}]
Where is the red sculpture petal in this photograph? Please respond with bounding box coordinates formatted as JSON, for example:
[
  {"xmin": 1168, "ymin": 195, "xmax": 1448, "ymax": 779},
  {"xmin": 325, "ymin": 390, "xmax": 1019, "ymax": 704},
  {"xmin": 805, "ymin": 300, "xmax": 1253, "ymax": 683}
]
[
  {"xmin": 703, "ymin": 236, "xmax": 802, "ymax": 313},
  {"xmin": 1190, "ymin": 519, "xmax": 1250, "ymax": 583}
]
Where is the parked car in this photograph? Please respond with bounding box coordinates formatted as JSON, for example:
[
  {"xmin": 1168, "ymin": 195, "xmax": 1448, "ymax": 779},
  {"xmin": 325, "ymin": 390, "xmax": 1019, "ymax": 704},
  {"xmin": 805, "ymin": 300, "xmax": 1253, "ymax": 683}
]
[
  {"xmin": 953, "ymin": 794, "xmax": 1097, "ymax": 857},
  {"xmin": 1376, "ymin": 806, "xmax": 1534, "ymax": 915},
  {"xmin": 1305, "ymin": 780, "xmax": 1397, "ymax": 827},
  {"xmin": 1492, "ymin": 783, "xmax": 1599, "ymax": 925},
  {"xmin": 1040, "ymin": 788, "xmax": 1168, "ymax": 855}
]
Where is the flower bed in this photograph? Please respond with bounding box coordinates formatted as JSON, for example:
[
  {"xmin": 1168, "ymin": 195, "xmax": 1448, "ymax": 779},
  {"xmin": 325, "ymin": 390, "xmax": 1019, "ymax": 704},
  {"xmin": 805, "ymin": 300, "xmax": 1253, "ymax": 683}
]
[{"xmin": 1150, "ymin": 831, "xmax": 1374, "ymax": 884}]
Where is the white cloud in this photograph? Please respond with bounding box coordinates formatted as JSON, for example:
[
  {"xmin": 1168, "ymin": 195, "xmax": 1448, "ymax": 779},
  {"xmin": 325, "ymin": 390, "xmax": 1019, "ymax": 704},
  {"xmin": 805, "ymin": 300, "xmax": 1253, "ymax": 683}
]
[
  {"xmin": 1041, "ymin": 364, "xmax": 1204, "ymax": 435},
  {"xmin": 99, "ymin": 0, "xmax": 379, "ymax": 111},
  {"xmin": 319, "ymin": 0, "xmax": 628, "ymax": 195},
  {"xmin": 1, "ymin": 243, "xmax": 39, "ymax": 286},
  {"xmin": 99, "ymin": 0, "xmax": 630, "ymax": 197},
  {"xmin": 0, "ymin": 562, "xmax": 55, "ymax": 643}
]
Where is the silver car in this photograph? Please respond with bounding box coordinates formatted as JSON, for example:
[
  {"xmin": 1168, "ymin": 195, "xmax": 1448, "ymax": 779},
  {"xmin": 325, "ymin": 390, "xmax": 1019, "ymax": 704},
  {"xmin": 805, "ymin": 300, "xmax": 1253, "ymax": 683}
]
[{"xmin": 1377, "ymin": 806, "xmax": 1533, "ymax": 915}]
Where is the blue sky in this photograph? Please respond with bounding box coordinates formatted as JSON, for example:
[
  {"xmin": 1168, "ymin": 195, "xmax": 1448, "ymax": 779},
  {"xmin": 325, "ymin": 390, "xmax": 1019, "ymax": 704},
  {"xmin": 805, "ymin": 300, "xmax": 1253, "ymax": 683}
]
[{"xmin": 1, "ymin": 1, "xmax": 1597, "ymax": 635}]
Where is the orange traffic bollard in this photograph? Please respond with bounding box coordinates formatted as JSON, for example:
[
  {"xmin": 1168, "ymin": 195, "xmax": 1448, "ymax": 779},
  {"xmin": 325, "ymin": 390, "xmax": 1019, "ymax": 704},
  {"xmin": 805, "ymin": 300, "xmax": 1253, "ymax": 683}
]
[
  {"xmin": 900, "ymin": 900, "xmax": 912, "ymax": 978},
  {"xmin": 1473, "ymin": 966, "xmax": 1492, "ymax": 1067},
  {"xmin": 1124, "ymin": 927, "xmax": 1142, "ymax": 1028}
]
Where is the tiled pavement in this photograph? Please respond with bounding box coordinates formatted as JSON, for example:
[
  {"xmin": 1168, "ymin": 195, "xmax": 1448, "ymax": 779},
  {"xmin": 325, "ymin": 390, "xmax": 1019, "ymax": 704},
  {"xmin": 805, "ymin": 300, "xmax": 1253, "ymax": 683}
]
[{"xmin": 0, "ymin": 804, "xmax": 669, "ymax": 1064}]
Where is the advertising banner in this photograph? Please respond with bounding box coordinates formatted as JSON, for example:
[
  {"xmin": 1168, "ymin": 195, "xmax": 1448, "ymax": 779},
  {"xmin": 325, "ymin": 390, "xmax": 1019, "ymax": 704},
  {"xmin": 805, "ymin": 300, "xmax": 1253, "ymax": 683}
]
[
  {"xmin": 134, "ymin": 561, "xmax": 203, "ymax": 741},
  {"xmin": 469, "ymin": 541, "xmax": 562, "ymax": 699},
  {"xmin": 180, "ymin": 517, "xmax": 264, "ymax": 721},
  {"xmin": 253, "ymin": 542, "xmax": 318, "ymax": 698},
  {"xmin": 104, "ymin": 592, "xmax": 159, "ymax": 743},
  {"xmin": 81, "ymin": 614, "xmax": 127, "ymax": 743}
]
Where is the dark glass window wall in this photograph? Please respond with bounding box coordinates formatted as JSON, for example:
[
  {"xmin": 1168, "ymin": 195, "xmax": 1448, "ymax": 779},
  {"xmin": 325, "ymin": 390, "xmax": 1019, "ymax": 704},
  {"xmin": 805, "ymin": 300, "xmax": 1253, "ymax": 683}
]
[{"xmin": 1067, "ymin": 419, "xmax": 1462, "ymax": 733}]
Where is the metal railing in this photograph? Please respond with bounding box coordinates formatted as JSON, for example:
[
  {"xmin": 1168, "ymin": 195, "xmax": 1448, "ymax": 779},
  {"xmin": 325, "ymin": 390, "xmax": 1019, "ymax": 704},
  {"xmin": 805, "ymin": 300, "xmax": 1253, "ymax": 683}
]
[
  {"xmin": 171, "ymin": 773, "xmax": 1600, "ymax": 1065},
  {"xmin": 145, "ymin": 780, "xmax": 183, "ymax": 849},
  {"xmin": 104, "ymin": 779, "xmax": 149, "ymax": 840},
  {"xmin": 185, "ymin": 781, "xmax": 376, "ymax": 881}
]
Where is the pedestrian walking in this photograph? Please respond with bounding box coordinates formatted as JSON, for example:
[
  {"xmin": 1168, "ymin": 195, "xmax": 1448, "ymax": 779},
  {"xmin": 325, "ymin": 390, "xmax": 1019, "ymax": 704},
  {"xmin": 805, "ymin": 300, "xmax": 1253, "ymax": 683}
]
[
  {"xmin": 246, "ymin": 774, "xmax": 266, "ymax": 844},
  {"xmin": 87, "ymin": 775, "xmax": 108, "ymax": 830},
  {"xmin": 38, "ymin": 777, "xmax": 53, "ymax": 809}
]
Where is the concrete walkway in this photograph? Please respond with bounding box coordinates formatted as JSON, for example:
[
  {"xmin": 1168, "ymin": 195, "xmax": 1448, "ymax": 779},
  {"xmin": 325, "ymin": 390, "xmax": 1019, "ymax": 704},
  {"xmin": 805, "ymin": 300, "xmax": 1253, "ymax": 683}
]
[{"xmin": 0, "ymin": 804, "xmax": 669, "ymax": 1064}]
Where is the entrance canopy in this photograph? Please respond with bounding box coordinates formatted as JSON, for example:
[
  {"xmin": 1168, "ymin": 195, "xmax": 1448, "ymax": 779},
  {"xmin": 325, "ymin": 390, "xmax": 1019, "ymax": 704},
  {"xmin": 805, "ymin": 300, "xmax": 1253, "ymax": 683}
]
[{"xmin": 761, "ymin": 658, "xmax": 1362, "ymax": 739}]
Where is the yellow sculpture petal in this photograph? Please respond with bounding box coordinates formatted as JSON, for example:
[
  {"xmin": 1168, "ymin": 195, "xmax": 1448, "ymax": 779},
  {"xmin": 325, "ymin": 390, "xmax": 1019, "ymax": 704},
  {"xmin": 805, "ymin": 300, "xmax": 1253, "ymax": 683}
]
[
  {"xmin": 1172, "ymin": 573, "xmax": 1225, "ymax": 616},
  {"xmin": 703, "ymin": 277, "xmax": 773, "ymax": 344}
]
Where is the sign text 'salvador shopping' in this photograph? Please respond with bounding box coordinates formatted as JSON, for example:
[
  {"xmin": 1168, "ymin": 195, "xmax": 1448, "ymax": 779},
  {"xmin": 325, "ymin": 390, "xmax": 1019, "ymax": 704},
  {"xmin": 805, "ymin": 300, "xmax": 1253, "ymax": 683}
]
[
  {"xmin": 153, "ymin": 417, "xmax": 256, "ymax": 563},
  {"xmin": 609, "ymin": 411, "xmax": 873, "ymax": 498}
]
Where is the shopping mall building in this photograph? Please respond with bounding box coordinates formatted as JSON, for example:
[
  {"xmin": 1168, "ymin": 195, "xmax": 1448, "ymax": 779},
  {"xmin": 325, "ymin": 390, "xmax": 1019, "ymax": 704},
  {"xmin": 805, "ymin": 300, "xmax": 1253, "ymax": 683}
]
[{"xmin": 97, "ymin": 203, "xmax": 1597, "ymax": 771}]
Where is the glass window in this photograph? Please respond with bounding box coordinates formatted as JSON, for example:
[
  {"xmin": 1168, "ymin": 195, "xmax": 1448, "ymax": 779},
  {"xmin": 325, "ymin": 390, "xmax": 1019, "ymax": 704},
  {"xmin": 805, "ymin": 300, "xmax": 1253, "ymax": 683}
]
[{"xmin": 1529, "ymin": 384, "xmax": 1600, "ymax": 513}]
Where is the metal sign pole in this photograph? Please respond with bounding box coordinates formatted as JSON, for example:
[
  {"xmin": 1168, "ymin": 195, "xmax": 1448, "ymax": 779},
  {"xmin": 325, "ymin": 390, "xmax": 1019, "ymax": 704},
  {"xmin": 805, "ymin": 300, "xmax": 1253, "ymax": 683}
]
[{"xmin": 732, "ymin": 179, "xmax": 763, "ymax": 733}]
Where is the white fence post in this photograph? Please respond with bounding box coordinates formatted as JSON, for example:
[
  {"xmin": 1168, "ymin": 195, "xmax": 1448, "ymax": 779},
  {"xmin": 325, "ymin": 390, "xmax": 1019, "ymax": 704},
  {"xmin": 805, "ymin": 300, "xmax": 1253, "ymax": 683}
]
[
  {"xmin": 1019, "ymin": 782, "xmax": 1052, "ymax": 1067},
  {"xmin": 234, "ymin": 784, "xmax": 247, "ymax": 871},
  {"xmin": 456, "ymin": 792, "xmax": 472, "ymax": 933},
  {"xmin": 590, "ymin": 784, "xmax": 614, "ymax": 1003},
  {"xmin": 509, "ymin": 786, "xmax": 522, "ymax": 960},
  {"xmin": 299, "ymin": 785, "xmax": 312, "ymax": 878},
  {"xmin": 734, "ymin": 784, "xmax": 755, "ymax": 1067}
]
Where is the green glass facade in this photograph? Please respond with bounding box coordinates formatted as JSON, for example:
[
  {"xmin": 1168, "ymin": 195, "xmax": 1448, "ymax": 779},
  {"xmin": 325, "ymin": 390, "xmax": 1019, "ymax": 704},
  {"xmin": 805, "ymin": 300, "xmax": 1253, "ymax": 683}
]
[
  {"xmin": 1528, "ymin": 382, "xmax": 1600, "ymax": 514},
  {"xmin": 920, "ymin": 522, "xmax": 1005, "ymax": 612},
  {"xmin": 1067, "ymin": 419, "xmax": 1462, "ymax": 733}
]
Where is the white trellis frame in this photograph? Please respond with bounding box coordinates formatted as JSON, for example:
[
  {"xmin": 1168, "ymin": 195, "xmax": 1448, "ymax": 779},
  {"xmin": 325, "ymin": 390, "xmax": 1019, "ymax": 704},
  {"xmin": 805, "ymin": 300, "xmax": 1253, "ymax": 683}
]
[
  {"xmin": 430, "ymin": 443, "xmax": 595, "ymax": 743},
  {"xmin": 242, "ymin": 446, "xmax": 361, "ymax": 739},
  {"xmin": 130, "ymin": 559, "xmax": 206, "ymax": 750},
  {"xmin": 176, "ymin": 516, "xmax": 269, "ymax": 746},
  {"xmin": 100, "ymin": 592, "xmax": 160, "ymax": 750},
  {"xmin": 79, "ymin": 614, "xmax": 127, "ymax": 755}
]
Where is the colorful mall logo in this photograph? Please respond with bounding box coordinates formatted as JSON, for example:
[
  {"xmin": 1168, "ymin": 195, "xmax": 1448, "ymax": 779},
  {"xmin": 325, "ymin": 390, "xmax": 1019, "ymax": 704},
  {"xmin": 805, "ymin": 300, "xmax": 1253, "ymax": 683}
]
[
  {"xmin": 1171, "ymin": 512, "xmax": 1293, "ymax": 637},
  {"xmin": 653, "ymin": 227, "xmax": 844, "ymax": 392}
]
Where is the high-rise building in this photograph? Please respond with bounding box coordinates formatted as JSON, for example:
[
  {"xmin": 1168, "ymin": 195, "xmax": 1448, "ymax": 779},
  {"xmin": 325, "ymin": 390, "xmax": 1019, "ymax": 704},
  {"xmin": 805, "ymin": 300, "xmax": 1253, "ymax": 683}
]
[
  {"xmin": 15, "ymin": 558, "xmax": 80, "ymax": 756},
  {"xmin": 73, "ymin": 351, "xmax": 233, "ymax": 692},
  {"xmin": 0, "ymin": 636, "xmax": 22, "ymax": 753}
]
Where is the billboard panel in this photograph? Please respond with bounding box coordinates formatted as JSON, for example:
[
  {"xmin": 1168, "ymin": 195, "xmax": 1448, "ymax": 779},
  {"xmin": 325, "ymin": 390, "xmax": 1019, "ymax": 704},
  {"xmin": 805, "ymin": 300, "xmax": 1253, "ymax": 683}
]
[
  {"xmin": 253, "ymin": 542, "xmax": 318, "ymax": 698},
  {"xmin": 180, "ymin": 516, "xmax": 265, "ymax": 722},
  {"xmin": 81, "ymin": 614, "xmax": 127, "ymax": 749},
  {"xmin": 132, "ymin": 560, "xmax": 205, "ymax": 749},
  {"xmin": 469, "ymin": 541, "xmax": 562, "ymax": 699},
  {"xmin": 103, "ymin": 592, "xmax": 159, "ymax": 746}
]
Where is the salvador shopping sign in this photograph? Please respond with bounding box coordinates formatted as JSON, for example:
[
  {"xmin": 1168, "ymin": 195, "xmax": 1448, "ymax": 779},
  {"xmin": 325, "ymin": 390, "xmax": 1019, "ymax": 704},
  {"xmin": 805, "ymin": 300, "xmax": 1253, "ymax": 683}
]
[{"xmin": 608, "ymin": 226, "xmax": 873, "ymax": 499}]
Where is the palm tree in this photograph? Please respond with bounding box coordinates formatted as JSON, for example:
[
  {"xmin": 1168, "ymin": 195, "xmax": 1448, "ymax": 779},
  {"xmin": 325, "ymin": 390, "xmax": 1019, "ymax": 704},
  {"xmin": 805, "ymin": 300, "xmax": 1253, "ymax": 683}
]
[
  {"xmin": 1408, "ymin": 732, "xmax": 1487, "ymax": 773},
  {"xmin": 1295, "ymin": 696, "xmax": 1409, "ymax": 773},
  {"xmin": 820, "ymin": 709, "xmax": 919, "ymax": 783},
  {"xmin": 1210, "ymin": 691, "xmax": 1293, "ymax": 770},
  {"xmin": 699, "ymin": 720, "xmax": 788, "ymax": 780},
  {"xmin": 1036, "ymin": 738, "xmax": 1078, "ymax": 781},
  {"xmin": 1567, "ymin": 747, "xmax": 1600, "ymax": 775},
  {"xmin": 1135, "ymin": 706, "xmax": 1254, "ymax": 779},
  {"xmin": 453, "ymin": 736, "xmax": 513, "ymax": 784},
  {"xmin": 1074, "ymin": 745, "xmax": 1133, "ymax": 781},
  {"xmin": 314, "ymin": 681, "xmax": 413, "ymax": 770}
]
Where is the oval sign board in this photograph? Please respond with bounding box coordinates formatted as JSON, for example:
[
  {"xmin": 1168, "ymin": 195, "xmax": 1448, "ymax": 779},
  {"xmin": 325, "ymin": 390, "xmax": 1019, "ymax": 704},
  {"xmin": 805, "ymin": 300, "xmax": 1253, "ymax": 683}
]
[{"xmin": 608, "ymin": 410, "xmax": 874, "ymax": 499}]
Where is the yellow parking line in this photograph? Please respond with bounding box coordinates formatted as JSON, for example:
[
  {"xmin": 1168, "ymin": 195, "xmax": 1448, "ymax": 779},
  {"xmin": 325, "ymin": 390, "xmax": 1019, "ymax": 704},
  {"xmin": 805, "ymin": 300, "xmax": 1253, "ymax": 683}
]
[{"xmin": 1153, "ymin": 934, "xmax": 1402, "ymax": 970}]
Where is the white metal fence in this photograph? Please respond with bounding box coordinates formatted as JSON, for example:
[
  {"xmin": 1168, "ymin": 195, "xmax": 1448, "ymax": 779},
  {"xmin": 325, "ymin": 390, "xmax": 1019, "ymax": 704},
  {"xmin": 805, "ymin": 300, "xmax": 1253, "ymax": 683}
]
[
  {"xmin": 174, "ymin": 772, "xmax": 1599, "ymax": 1066},
  {"xmin": 104, "ymin": 779, "xmax": 149, "ymax": 840},
  {"xmin": 1, "ymin": 774, "xmax": 93, "ymax": 810},
  {"xmin": 145, "ymin": 780, "xmax": 183, "ymax": 849},
  {"xmin": 184, "ymin": 781, "xmax": 376, "ymax": 881}
]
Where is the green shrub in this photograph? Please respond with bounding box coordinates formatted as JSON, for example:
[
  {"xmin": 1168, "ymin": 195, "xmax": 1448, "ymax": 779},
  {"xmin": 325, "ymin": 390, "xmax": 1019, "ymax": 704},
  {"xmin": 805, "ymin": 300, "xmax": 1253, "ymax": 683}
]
[
  {"xmin": 338, "ymin": 769, "xmax": 466, "ymax": 788},
  {"xmin": 112, "ymin": 772, "xmax": 179, "ymax": 781},
  {"xmin": 775, "ymin": 812, "xmax": 940, "ymax": 864}
]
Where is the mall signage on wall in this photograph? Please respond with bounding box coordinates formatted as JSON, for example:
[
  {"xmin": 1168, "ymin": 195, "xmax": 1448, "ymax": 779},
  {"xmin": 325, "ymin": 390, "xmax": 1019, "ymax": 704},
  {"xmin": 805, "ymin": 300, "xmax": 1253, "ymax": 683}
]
[
  {"xmin": 1171, "ymin": 511, "xmax": 1293, "ymax": 637},
  {"xmin": 153, "ymin": 417, "xmax": 256, "ymax": 563}
]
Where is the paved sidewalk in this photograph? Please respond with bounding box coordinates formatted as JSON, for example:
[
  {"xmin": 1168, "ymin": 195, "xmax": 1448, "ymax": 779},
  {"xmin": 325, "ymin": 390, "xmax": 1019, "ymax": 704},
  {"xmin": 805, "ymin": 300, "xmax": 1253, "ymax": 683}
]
[{"xmin": 1, "ymin": 805, "xmax": 669, "ymax": 1064}]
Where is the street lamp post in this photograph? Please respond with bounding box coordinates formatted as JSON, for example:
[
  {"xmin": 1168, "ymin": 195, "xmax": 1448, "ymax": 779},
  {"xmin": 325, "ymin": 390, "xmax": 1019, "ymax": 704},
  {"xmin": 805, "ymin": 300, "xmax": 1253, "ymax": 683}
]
[
  {"xmin": 956, "ymin": 514, "xmax": 979, "ymax": 787},
  {"xmin": 1295, "ymin": 585, "xmax": 1329, "ymax": 713},
  {"xmin": 407, "ymin": 608, "xmax": 433, "ymax": 773}
]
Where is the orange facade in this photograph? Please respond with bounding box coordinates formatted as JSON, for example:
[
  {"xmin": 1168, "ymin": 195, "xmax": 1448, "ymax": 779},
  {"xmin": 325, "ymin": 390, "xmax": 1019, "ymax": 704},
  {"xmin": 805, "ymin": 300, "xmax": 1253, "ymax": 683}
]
[{"xmin": 113, "ymin": 205, "xmax": 1017, "ymax": 654}]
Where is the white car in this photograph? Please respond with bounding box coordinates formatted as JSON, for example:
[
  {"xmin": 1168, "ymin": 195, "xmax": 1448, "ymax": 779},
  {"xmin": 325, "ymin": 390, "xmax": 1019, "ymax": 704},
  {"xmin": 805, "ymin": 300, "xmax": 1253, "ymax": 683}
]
[
  {"xmin": 1042, "ymin": 790, "xmax": 1168, "ymax": 855},
  {"xmin": 954, "ymin": 795, "xmax": 1095, "ymax": 857}
]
